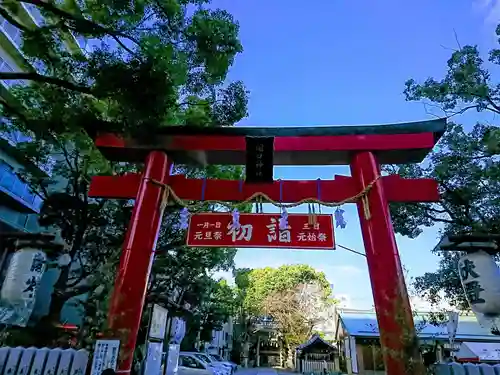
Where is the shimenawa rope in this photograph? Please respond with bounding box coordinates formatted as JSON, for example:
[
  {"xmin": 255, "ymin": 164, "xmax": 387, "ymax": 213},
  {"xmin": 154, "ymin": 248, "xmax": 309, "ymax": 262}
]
[{"xmin": 149, "ymin": 176, "xmax": 381, "ymax": 220}]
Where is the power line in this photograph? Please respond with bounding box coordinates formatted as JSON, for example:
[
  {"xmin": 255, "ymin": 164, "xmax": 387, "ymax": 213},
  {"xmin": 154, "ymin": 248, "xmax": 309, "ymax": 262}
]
[{"xmin": 337, "ymin": 243, "xmax": 366, "ymax": 257}]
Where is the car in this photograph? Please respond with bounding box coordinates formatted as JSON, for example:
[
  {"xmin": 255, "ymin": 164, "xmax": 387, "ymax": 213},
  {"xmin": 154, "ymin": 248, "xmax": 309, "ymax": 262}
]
[
  {"xmin": 178, "ymin": 353, "xmax": 223, "ymax": 375},
  {"xmin": 207, "ymin": 354, "xmax": 237, "ymax": 373},
  {"xmin": 182, "ymin": 352, "xmax": 232, "ymax": 375}
]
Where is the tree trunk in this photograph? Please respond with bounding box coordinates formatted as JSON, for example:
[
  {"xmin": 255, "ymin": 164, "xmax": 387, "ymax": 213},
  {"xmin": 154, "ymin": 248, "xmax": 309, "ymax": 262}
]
[
  {"xmin": 286, "ymin": 343, "xmax": 294, "ymax": 369},
  {"xmin": 242, "ymin": 341, "xmax": 249, "ymax": 368},
  {"xmin": 279, "ymin": 340, "xmax": 283, "ymax": 368}
]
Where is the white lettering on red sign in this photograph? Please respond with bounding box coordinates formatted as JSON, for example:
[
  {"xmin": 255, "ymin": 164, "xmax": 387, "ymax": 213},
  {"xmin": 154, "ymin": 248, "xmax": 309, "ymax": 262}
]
[{"xmin": 227, "ymin": 223, "xmax": 253, "ymax": 242}]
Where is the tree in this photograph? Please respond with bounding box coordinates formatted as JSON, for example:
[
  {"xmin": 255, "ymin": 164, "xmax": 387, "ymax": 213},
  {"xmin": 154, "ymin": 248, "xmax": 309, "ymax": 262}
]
[
  {"xmin": 263, "ymin": 282, "xmax": 334, "ymax": 359},
  {"xmin": 237, "ymin": 265, "xmax": 332, "ymax": 316},
  {"xmin": 0, "ymin": 0, "xmax": 248, "ymax": 346},
  {"xmin": 388, "ymin": 31, "xmax": 500, "ymax": 309},
  {"xmin": 0, "ymin": 131, "xmax": 130, "ymax": 348},
  {"xmin": 234, "ymin": 265, "xmax": 333, "ymax": 367},
  {"xmin": 0, "ymin": 0, "xmax": 248, "ymax": 138}
]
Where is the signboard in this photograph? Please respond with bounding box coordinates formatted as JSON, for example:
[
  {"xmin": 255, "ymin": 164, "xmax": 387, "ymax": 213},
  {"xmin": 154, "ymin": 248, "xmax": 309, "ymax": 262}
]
[
  {"xmin": 169, "ymin": 317, "xmax": 186, "ymax": 344},
  {"xmin": 187, "ymin": 213, "xmax": 335, "ymax": 250},
  {"xmin": 149, "ymin": 304, "xmax": 169, "ymax": 340},
  {"xmin": 349, "ymin": 336, "xmax": 358, "ymax": 373},
  {"xmin": 90, "ymin": 340, "xmax": 120, "ymax": 375},
  {"xmin": 447, "ymin": 311, "xmax": 459, "ymax": 347},
  {"xmin": 245, "ymin": 136, "xmax": 274, "ymax": 183},
  {"xmin": 165, "ymin": 344, "xmax": 180, "ymax": 375},
  {"xmin": 143, "ymin": 341, "xmax": 163, "ymax": 375}
]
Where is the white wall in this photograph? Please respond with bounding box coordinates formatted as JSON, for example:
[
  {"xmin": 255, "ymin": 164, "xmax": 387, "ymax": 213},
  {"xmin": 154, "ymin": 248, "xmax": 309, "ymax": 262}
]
[{"xmin": 206, "ymin": 318, "xmax": 234, "ymax": 359}]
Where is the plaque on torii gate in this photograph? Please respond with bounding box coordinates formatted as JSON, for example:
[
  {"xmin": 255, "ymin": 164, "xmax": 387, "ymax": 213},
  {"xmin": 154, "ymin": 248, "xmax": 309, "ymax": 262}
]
[{"xmin": 88, "ymin": 118, "xmax": 446, "ymax": 375}]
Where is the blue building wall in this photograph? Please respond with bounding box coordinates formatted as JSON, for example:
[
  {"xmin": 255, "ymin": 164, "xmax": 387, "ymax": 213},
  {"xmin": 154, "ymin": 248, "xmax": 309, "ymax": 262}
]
[
  {"xmin": 0, "ymin": 146, "xmax": 42, "ymax": 233},
  {"xmin": 0, "ymin": 143, "xmax": 84, "ymax": 326}
]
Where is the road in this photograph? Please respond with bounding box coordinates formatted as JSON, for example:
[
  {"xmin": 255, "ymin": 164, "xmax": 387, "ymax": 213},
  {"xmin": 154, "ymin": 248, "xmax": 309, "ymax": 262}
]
[{"xmin": 237, "ymin": 368, "xmax": 295, "ymax": 375}]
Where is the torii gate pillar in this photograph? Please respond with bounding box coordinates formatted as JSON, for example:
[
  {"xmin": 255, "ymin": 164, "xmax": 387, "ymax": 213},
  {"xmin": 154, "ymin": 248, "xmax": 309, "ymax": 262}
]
[
  {"xmin": 89, "ymin": 118, "xmax": 446, "ymax": 375},
  {"xmin": 351, "ymin": 151, "xmax": 422, "ymax": 375}
]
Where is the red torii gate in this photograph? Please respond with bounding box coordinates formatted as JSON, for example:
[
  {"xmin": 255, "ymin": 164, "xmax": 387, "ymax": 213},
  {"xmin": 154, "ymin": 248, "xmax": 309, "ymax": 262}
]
[{"xmin": 88, "ymin": 118, "xmax": 446, "ymax": 375}]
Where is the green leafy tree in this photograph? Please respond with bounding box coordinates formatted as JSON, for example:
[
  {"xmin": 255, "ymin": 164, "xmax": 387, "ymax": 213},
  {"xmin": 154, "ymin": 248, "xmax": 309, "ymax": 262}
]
[
  {"xmin": 0, "ymin": 0, "xmax": 248, "ymax": 346},
  {"xmin": 263, "ymin": 282, "xmax": 334, "ymax": 366},
  {"xmin": 0, "ymin": 0, "xmax": 248, "ymax": 137},
  {"xmin": 237, "ymin": 264, "xmax": 331, "ymax": 315},
  {"xmin": 234, "ymin": 265, "xmax": 333, "ymax": 367},
  {"xmin": 186, "ymin": 279, "xmax": 238, "ymax": 348},
  {"xmin": 388, "ymin": 33, "xmax": 500, "ymax": 309}
]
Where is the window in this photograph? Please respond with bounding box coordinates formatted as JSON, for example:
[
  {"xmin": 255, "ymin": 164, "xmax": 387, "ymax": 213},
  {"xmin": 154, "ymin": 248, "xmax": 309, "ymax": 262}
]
[
  {"xmin": 23, "ymin": 4, "xmax": 45, "ymax": 26},
  {"xmin": 194, "ymin": 354, "xmax": 211, "ymax": 363},
  {"xmin": 0, "ymin": 160, "xmax": 16, "ymax": 190},
  {"xmin": 1, "ymin": 62, "xmax": 18, "ymax": 88},
  {"xmin": 180, "ymin": 356, "xmax": 204, "ymax": 369},
  {"xmin": 15, "ymin": 211, "xmax": 28, "ymax": 227},
  {"xmin": 12, "ymin": 176, "xmax": 27, "ymax": 199},
  {"xmin": 0, "ymin": 205, "xmax": 31, "ymax": 231},
  {"xmin": 1, "ymin": 19, "xmax": 22, "ymax": 48},
  {"xmin": 362, "ymin": 345, "xmax": 385, "ymax": 371},
  {"xmin": 212, "ymin": 354, "xmax": 223, "ymax": 362},
  {"xmin": 0, "ymin": 160, "xmax": 38, "ymax": 209},
  {"xmin": 25, "ymin": 214, "xmax": 39, "ymax": 232}
]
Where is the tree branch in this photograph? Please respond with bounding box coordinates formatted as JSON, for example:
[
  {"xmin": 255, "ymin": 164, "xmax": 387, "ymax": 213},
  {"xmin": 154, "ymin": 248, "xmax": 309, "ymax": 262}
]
[
  {"xmin": 62, "ymin": 284, "xmax": 93, "ymax": 300},
  {"xmin": 0, "ymin": 72, "xmax": 94, "ymax": 95},
  {"xmin": 0, "ymin": 7, "xmax": 30, "ymax": 32},
  {"xmin": 19, "ymin": 0, "xmax": 140, "ymax": 46}
]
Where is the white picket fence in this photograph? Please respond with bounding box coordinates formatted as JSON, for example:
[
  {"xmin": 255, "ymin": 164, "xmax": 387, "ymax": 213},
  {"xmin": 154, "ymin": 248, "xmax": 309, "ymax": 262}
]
[
  {"xmin": 299, "ymin": 360, "xmax": 338, "ymax": 374},
  {"xmin": 0, "ymin": 347, "xmax": 89, "ymax": 375}
]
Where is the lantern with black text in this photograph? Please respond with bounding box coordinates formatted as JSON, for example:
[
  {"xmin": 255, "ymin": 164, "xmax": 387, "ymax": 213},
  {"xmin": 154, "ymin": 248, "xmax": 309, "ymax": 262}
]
[{"xmin": 458, "ymin": 250, "xmax": 500, "ymax": 315}]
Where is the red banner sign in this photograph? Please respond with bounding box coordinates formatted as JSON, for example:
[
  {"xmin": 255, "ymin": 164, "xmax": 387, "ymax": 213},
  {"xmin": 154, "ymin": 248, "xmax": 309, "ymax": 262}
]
[{"xmin": 186, "ymin": 213, "xmax": 335, "ymax": 250}]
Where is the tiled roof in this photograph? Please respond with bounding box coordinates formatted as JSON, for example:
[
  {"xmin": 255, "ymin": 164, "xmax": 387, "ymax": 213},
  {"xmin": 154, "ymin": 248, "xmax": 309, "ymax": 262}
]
[
  {"xmin": 339, "ymin": 310, "xmax": 500, "ymax": 342},
  {"xmin": 297, "ymin": 334, "xmax": 337, "ymax": 351}
]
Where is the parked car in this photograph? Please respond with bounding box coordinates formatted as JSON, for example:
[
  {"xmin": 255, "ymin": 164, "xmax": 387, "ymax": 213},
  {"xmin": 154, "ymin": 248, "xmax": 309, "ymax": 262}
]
[
  {"xmin": 178, "ymin": 353, "xmax": 223, "ymax": 375},
  {"xmin": 182, "ymin": 352, "xmax": 232, "ymax": 375},
  {"xmin": 207, "ymin": 354, "xmax": 237, "ymax": 373}
]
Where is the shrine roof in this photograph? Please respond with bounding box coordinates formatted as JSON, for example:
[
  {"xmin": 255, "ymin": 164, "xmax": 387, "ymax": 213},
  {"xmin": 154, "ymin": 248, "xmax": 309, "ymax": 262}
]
[
  {"xmin": 94, "ymin": 118, "xmax": 446, "ymax": 165},
  {"xmin": 297, "ymin": 334, "xmax": 338, "ymax": 352},
  {"xmin": 151, "ymin": 118, "xmax": 446, "ymax": 137},
  {"xmin": 339, "ymin": 310, "xmax": 498, "ymax": 342}
]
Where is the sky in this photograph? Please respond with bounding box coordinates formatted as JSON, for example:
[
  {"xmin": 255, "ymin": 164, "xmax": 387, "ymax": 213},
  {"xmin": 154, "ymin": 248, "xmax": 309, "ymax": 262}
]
[{"xmin": 208, "ymin": 0, "xmax": 500, "ymax": 309}]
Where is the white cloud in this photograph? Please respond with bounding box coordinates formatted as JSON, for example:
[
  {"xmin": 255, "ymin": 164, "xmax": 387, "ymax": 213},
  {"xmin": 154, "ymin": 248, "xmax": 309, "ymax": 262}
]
[
  {"xmin": 211, "ymin": 270, "xmax": 234, "ymax": 284},
  {"xmin": 474, "ymin": 0, "xmax": 500, "ymax": 25},
  {"xmin": 410, "ymin": 294, "xmax": 455, "ymax": 312},
  {"xmin": 335, "ymin": 294, "xmax": 352, "ymax": 308},
  {"xmin": 331, "ymin": 265, "xmax": 363, "ymax": 275}
]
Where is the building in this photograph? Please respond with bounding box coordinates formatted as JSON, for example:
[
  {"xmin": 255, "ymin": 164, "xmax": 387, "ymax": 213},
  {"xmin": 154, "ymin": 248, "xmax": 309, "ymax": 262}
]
[
  {"xmin": 0, "ymin": 4, "xmax": 85, "ymax": 326},
  {"xmin": 205, "ymin": 318, "xmax": 234, "ymax": 360},
  {"xmin": 335, "ymin": 309, "xmax": 500, "ymax": 375},
  {"xmin": 0, "ymin": 139, "xmax": 43, "ymax": 233},
  {"xmin": 0, "ymin": 2, "xmax": 61, "ymax": 233}
]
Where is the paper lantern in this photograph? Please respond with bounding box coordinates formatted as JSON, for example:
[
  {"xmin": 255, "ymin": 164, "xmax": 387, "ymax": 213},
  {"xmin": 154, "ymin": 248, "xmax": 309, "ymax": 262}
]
[
  {"xmin": 458, "ymin": 250, "xmax": 500, "ymax": 315},
  {"xmin": 1, "ymin": 249, "xmax": 46, "ymax": 305}
]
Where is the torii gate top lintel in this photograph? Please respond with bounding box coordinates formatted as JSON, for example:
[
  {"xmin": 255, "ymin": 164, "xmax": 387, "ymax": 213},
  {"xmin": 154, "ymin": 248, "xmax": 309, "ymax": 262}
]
[{"xmin": 93, "ymin": 118, "xmax": 446, "ymax": 166}]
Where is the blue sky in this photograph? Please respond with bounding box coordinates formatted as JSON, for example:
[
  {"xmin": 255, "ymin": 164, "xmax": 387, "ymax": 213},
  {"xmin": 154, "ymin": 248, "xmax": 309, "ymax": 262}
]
[{"xmin": 209, "ymin": 0, "xmax": 500, "ymax": 309}]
